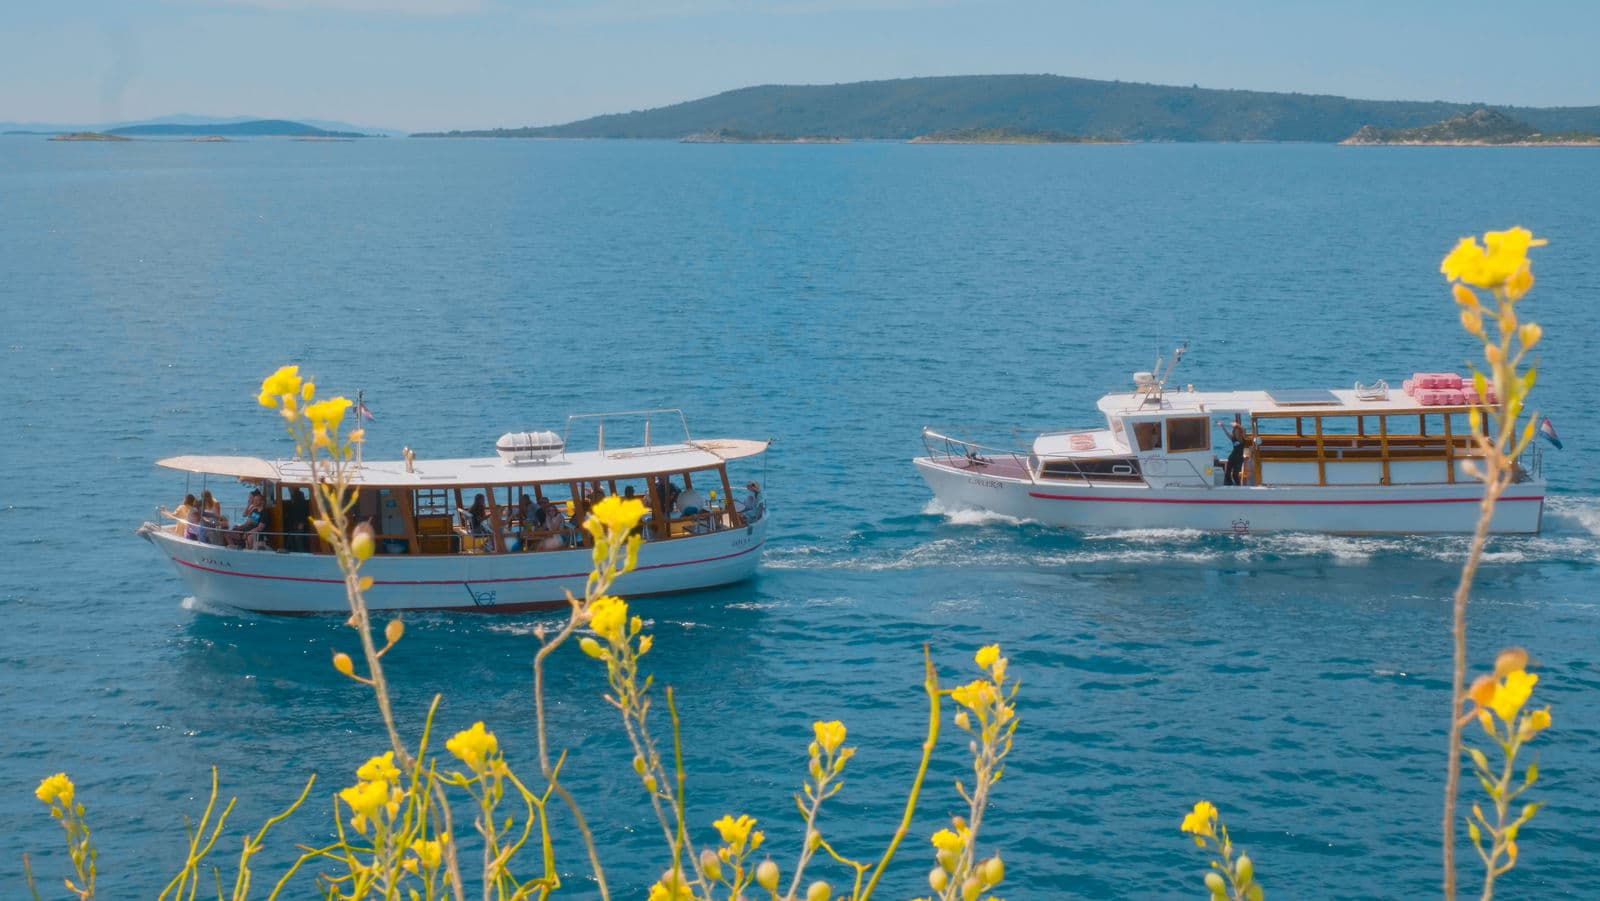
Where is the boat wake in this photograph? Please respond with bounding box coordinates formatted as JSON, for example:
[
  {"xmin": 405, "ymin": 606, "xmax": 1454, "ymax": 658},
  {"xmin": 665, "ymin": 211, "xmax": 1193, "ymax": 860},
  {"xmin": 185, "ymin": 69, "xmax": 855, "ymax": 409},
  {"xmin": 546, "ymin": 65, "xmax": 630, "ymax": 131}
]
[{"xmin": 765, "ymin": 494, "xmax": 1600, "ymax": 573}]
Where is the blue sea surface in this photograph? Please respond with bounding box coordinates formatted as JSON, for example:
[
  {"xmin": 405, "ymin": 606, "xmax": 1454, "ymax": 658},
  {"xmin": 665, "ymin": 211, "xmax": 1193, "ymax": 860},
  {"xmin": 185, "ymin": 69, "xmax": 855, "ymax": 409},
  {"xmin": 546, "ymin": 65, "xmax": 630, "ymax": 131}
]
[{"xmin": 2, "ymin": 136, "xmax": 1598, "ymax": 898}]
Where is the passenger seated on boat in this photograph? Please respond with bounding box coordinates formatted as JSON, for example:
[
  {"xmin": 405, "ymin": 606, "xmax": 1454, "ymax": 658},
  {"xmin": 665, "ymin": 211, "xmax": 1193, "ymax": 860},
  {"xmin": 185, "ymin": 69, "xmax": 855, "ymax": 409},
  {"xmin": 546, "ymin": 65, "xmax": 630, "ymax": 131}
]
[
  {"xmin": 677, "ymin": 487, "xmax": 706, "ymax": 516},
  {"xmin": 232, "ymin": 490, "xmax": 267, "ymax": 549},
  {"xmin": 654, "ymin": 476, "xmax": 680, "ymax": 514},
  {"xmin": 182, "ymin": 504, "xmax": 205, "ymax": 542},
  {"xmin": 162, "ymin": 493, "xmax": 199, "ymax": 534},
  {"xmin": 514, "ymin": 493, "xmax": 535, "ymax": 527},
  {"xmin": 739, "ymin": 481, "xmax": 763, "ymax": 520},
  {"xmin": 197, "ymin": 490, "xmax": 228, "ymax": 542},
  {"xmin": 461, "ymin": 494, "xmax": 491, "ymax": 535}
]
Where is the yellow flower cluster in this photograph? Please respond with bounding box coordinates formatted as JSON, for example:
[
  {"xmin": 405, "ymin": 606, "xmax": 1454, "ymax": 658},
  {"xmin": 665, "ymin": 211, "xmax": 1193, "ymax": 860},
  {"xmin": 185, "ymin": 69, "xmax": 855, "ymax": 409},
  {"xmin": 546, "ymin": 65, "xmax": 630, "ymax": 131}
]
[
  {"xmin": 647, "ymin": 868, "xmax": 695, "ymax": 901},
  {"xmin": 1466, "ymin": 649, "xmax": 1552, "ymax": 740},
  {"xmin": 1178, "ymin": 801, "xmax": 1261, "ymax": 901},
  {"xmin": 926, "ymin": 819, "xmax": 1003, "ymax": 898},
  {"xmin": 257, "ymin": 365, "xmax": 305, "ymax": 411},
  {"xmin": 1441, "ymin": 227, "xmax": 1547, "ymax": 294},
  {"xmin": 403, "ymin": 836, "xmax": 446, "ymax": 874},
  {"xmin": 339, "ymin": 751, "xmax": 406, "ymax": 834},
  {"xmin": 446, "ymin": 721, "xmax": 500, "ymax": 773},
  {"xmin": 1180, "ymin": 800, "xmax": 1218, "ymax": 846},
  {"xmin": 35, "ymin": 772, "xmax": 75, "ymax": 808},
  {"xmin": 713, "ymin": 813, "xmax": 764, "ymax": 856}
]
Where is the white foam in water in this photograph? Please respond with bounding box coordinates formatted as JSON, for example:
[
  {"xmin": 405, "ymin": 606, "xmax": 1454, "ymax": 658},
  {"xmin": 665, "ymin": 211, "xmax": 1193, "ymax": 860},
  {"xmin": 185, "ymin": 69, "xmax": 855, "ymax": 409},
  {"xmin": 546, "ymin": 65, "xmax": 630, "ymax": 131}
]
[
  {"xmin": 1544, "ymin": 495, "xmax": 1600, "ymax": 539},
  {"xmin": 923, "ymin": 498, "xmax": 1028, "ymax": 527}
]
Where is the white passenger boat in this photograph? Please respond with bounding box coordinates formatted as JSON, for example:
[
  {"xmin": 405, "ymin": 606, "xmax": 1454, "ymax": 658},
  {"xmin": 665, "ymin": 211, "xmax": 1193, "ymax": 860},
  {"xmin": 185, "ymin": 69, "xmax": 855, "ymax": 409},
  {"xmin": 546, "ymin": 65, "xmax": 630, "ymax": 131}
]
[
  {"xmin": 915, "ymin": 350, "xmax": 1545, "ymax": 535},
  {"xmin": 140, "ymin": 410, "xmax": 769, "ymax": 614}
]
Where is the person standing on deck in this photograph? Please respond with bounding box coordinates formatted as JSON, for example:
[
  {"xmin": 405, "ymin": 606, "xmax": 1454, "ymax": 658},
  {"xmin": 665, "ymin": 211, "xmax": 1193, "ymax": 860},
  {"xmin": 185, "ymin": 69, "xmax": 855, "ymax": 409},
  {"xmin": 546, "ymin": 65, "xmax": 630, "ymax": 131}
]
[{"xmin": 1217, "ymin": 420, "xmax": 1248, "ymax": 486}]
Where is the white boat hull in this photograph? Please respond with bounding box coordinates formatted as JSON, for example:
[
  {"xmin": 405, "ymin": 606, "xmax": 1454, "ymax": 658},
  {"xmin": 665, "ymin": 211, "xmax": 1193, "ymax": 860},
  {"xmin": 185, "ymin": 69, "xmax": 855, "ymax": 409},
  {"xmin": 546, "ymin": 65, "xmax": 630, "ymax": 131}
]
[
  {"xmin": 140, "ymin": 520, "xmax": 766, "ymax": 614},
  {"xmin": 914, "ymin": 458, "xmax": 1543, "ymax": 534}
]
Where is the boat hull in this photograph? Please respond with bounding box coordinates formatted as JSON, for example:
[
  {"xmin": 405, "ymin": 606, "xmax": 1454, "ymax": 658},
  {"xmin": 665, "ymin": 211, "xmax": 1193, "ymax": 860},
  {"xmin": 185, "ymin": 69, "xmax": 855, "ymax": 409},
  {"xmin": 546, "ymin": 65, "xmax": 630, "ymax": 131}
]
[
  {"xmin": 140, "ymin": 520, "xmax": 766, "ymax": 614},
  {"xmin": 914, "ymin": 458, "xmax": 1543, "ymax": 534}
]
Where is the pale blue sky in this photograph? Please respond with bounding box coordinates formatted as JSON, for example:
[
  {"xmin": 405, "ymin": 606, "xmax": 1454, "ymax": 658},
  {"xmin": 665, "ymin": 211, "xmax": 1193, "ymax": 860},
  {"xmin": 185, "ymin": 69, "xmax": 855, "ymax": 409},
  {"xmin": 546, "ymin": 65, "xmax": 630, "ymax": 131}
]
[{"xmin": 3, "ymin": 0, "xmax": 1597, "ymax": 132}]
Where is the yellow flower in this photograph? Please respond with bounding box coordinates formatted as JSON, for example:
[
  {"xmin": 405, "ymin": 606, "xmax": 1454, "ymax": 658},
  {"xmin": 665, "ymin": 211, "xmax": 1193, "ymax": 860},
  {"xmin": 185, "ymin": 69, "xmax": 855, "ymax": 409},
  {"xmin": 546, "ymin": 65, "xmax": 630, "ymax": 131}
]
[
  {"xmin": 446, "ymin": 721, "xmax": 500, "ymax": 771},
  {"xmin": 1528, "ymin": 708, "xmax": 1552, "ymax": 731},
  {"xmin": 1180, "ymin": 801, "xmax": 1218, "ymax": 845},
  {"xmin": 1489, "ymin": 669, "xmax": 1538, "ymax": 723},
  {"xmin": 951, "ymin": 679, "xmax": 997, "ymax": 712},
  {"xmin": 409, "ymin": 837, "xmax": 444, "ymax": 869},
  {"xmin": 813, "ymin": 720, "xmax": 847, "ymax": 755},
  {"xmin": 259, "ymin": 365, "xmax": 302, "ymax": 402},
  {"xmin": 931, "ymin": 826, "xmax": 968, "ymax": 854},
  {"xmin": 35, "ymin": 772, "xmax": 74, "ymax": 807},
  {"xmin": 1441, "ymin": 227, "xmax": 1547, "ymax": 290},
  {"xmin": 648, "ymin": 872, "xmax": 694, "ymax": 901},
  {"xmin": 713, "ymin": 813, "xmax": 762, "ymax": 853},
  {"xmin": 590, "ymin": 495, "xmax": 648, "ymax": 535},
  {"xmin": 975, "ymin": 644, "xmax": 1000, "ymax": 669},
  {"xmin": 357, "ymin": 751, "xmax": 401, "ymax": 784},
  {"xmin": 304, "ymin": 397, "xmax": 353, "ymax": 430},
  {"xmin": 589, "ymin": 595, "xmax": 629, "ymax": 644},
  {"xmin": 340, "ymin": 779, "xmax": 389, "ymax": 820}
]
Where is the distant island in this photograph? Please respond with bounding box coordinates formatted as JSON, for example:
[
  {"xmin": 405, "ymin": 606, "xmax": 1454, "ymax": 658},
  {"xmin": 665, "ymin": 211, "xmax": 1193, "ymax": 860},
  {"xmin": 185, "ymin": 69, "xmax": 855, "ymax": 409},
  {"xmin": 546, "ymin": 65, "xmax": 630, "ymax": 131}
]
[
  {"xmin": 1342, "ymin": 107, "xmax": 1600, "ymax": 146},
  {"xmin": 107, "ymin": 119, "xmax": 369, "ymax": 138},
  {"xmin": 50, "ymin": 132, "xmax": 132, "ymax": 142},
  {"xmin": 681, "ymin": 128, "xmax": 846, "ymax": 143},
  {"xmin": 409, "ymin": 74, "xmax": 1600, "ymax": 143},
  {"xmin": 907, "ymin": 127, "xmax": 1119, "ymax": 144}
]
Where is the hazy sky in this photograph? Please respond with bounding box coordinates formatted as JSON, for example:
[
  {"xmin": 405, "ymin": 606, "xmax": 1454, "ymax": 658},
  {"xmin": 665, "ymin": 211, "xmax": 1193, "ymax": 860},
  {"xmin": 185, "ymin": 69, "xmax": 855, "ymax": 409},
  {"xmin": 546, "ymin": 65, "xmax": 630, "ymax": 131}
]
[{"xmin": 3, "ymin": 0, "xmax": 1598, "ymax": 132}]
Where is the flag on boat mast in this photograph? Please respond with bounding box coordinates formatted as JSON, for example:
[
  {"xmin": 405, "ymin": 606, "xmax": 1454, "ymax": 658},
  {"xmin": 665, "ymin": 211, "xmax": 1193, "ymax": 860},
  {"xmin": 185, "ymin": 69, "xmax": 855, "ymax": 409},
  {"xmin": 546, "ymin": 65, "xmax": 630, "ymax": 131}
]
[
  {"xmin": 357, "ymin": 397, "xmax": 375, "ymax": 421},
  {"xmin": 1539, "ymin": 417, "xmax": 1562, "ymax": 449}
]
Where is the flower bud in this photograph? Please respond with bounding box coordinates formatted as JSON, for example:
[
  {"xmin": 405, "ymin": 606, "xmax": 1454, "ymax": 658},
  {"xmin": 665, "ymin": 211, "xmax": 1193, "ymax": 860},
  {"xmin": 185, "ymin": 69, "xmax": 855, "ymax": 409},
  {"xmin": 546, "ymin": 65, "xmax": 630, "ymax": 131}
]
[
  {"xmin": 755, "ymin": 860, "xmax": 780, "ymax": 891},
  {"xmin": 1235, "ymin": 854, "xmax": 1253, "ymax": 883},
  {"xmin": 579, "ymin": 637, "xmax": 605, "ymax": 659},
  {"xmin": 806, "ymin": 880, "xmax": 831, "ymax": 901},
  {"xmin": 699, "ymin": 848, "xmax": 722, "ymax": 881},
  {"xmin": 643, "ymin": 775, "xmax": 658, "ymax": 792},
  {"xmin": 1460, "ymin": 309, "xmax": 1483, "ymax": 336},
  {"xmin": 961, "ymin": 876, "xmax": 981, "ymax": 901},
  {"xmin": 385, "ymin": 619, "xmax": 404, "ymax": 644},
  {"xmin": 1518, "ymin": 322, "xmax": 1542, "ymax": 349},
  {"xmin": 1495, "ymin": 647, "xmax": 1529, "ymax": 676},
  {"xmin": 1205, "ymin": 871, "xmax": 1226, "ymax": 893},
  {"xmin": 1485, "ymin": 344, "xmax": 1504, "ymax": 365},
  {"xmin": 929, "ymin": 867, "xmax": 949, "ymax": 892},
  {"xmin": 954, "ymin": 710, "xmax": 971, "ymax": 731},
  {"xmin": 979, "ymin": 855, "xmax": 1005, "ymax": 886},
  {"xmin": 352, "ymin": 524, "xmax": 375, "ymax": 561},
  {"xmin": 333, "ymin": 652, "xmax": 354, "ymax": 676}
]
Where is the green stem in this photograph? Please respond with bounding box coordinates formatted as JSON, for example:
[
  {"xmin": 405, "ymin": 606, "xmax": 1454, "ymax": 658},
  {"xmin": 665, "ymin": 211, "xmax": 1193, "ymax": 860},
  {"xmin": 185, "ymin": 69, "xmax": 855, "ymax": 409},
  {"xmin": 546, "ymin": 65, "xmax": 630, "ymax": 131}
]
[{"xmin": 861, "ymin": 647, "xmax": 941, "ymax": 901}]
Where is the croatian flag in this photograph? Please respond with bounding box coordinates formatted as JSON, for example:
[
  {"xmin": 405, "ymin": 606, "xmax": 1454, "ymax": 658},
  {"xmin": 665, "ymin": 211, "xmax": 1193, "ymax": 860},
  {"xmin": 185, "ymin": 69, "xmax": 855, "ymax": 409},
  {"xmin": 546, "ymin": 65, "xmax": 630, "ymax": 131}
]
[
  {"xmin": 357, "ymin": 401, "xmax": 375, "ymax": 421},
  {"xmin": 1539, "ymin": 417, "xmax": 1562, "ymax": 450}
]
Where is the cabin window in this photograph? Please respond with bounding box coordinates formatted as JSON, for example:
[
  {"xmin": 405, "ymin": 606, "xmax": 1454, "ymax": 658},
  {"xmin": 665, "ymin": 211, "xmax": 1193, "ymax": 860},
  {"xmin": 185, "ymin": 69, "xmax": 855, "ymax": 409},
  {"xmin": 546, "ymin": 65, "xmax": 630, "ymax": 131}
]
[
  {"xmin": 1132, "ymin": 421, "xmax": 1162, "ymax": 451},
  {"xmin": 1166, "ymin": 417, "xmax": 1210, "ymax": 453}
]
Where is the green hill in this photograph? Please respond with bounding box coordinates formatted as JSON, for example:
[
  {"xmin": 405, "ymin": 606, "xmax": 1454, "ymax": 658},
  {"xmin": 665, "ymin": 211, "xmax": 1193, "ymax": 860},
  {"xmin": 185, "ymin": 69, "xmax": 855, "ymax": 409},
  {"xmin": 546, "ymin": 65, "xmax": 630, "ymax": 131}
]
[
  {"xmin": 414, "ymin": 75, "xmax": 1600, "ymax": 142},
  {"xmin": 1342, "ymin": 107, "xmax": 1600, "ymax": 145},
  {"xmin": 108, "ymin": 119, "xmax": 367, "ymax": 138}
]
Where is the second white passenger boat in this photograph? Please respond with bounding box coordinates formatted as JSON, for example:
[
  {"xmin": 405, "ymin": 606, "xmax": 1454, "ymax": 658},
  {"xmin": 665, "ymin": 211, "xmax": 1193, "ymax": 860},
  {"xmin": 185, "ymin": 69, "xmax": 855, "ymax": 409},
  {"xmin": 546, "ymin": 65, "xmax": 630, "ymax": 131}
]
[
  {"xmin": 140, "ymin": 410, "xmax": 769, "ymax": 614},
  {"xmin": 915, "ymin": 349, "xmax": 1546, "ymax": 535}
]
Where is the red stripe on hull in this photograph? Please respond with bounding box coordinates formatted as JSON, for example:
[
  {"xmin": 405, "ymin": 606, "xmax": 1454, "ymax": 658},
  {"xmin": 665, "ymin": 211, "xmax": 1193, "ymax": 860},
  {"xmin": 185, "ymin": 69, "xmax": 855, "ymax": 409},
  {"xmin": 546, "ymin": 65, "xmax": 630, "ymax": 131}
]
[{"xmin": 1027, "ymin": 493, "xmax": 1544, "ymax": 506}]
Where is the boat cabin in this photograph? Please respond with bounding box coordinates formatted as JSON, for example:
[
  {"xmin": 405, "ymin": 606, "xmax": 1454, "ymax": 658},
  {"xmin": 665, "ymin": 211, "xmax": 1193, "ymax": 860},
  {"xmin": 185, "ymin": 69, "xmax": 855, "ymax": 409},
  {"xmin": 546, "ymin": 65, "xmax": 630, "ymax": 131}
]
[
  {"xmin": 1020, "ymin": 386, "xmax": 1530, "ymax": 489},
  {"xmin": 155, "ymin": 412, "xmax": 768, "ymax": 555}
]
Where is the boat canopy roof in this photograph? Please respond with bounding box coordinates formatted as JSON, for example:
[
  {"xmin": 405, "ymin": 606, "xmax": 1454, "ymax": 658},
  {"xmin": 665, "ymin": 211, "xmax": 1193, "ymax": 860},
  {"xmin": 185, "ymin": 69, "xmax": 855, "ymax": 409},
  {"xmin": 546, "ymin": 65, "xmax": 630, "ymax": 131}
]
[
  {"xmin": 155, "ymin": 438, "xmax": 769, "ymax": 488},
  {"xmin": 1097, "ymin": 388, "xmax": 1485, "ymax": 419}
]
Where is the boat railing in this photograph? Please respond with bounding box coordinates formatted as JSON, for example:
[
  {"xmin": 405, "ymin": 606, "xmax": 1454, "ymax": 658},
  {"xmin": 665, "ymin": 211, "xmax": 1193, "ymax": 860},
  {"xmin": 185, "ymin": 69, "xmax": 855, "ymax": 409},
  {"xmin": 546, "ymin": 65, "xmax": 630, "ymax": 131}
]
[
  {"xmin": 564, "ymin": 408, "xmax": 692, "ymax": 454},
  {"xmin": 1513, "ymin": 443, "xmax": 1543, "ymax": 483},
  {"xmin": 921, "ymin": 427, "xmax": 1034, "ymax": 476}
]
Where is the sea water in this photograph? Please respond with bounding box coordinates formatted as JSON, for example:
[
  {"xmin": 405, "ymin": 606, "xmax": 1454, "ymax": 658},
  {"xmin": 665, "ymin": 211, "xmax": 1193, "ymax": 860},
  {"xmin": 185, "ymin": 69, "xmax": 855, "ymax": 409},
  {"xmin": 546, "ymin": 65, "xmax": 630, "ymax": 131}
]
[{"xmin": 2, "ymin": 136, "xmax": 1598, "ymax": 897}]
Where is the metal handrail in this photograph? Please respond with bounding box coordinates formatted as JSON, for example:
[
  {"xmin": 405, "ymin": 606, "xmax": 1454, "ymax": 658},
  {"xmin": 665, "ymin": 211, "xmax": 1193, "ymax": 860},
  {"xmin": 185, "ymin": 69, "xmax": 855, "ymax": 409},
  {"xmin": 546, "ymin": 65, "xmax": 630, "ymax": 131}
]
[
  {"xmin": 921, "ymin": 428, "xmax": 1034, "ymax": 476},
  {"xmin": 564, "ymin": 408, "xmax": 691, "ymax": 452}
]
